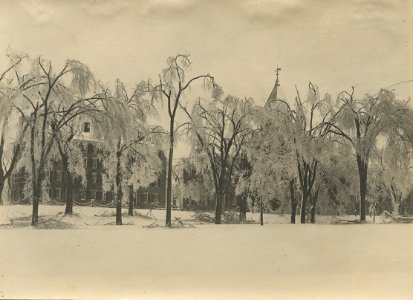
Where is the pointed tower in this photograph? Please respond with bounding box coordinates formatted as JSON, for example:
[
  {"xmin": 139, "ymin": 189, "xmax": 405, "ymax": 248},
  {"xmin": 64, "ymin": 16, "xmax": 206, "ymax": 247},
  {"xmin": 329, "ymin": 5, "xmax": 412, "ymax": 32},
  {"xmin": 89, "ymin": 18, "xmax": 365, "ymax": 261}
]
[{"xmin": 266, "ymin": 65, "xmax": 281, "ymax": 106}]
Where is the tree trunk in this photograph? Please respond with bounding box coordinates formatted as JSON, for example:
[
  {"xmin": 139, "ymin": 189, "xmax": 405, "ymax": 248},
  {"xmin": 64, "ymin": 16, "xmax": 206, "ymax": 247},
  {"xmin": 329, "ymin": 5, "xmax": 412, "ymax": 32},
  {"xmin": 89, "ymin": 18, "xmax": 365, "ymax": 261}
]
[
  {"xmin": 300, "ymin": 192, "xmax": 309, "ymax": 224},
  {"xmin": 30, "ymin": 118, "xmax": 39, "ymax": 226},
  {"xmin": 239, "ymin": 194, "xmax": 247, "ymax": 222},
  {"xmin": 215, "ymin": 192, "xmax": 224, "ymax": 224},
  {"xmin": 356, "ymin": 155, "xmax": 368, "ymax": 222},
  {"xmin": 390, "ymin": 194, "xmax": 401, "ymax": 217},
  {"xmin": 116, "ymin": 195, "xmax": 122, "ymax": 225},
  {"xmin": 63, "ymin": 156, "xmax": 73, "ymax": 215},
  {"xmin": 310, "ymin": 206, "xmax": 316, "ymax": 224},
  {"xmin": 166, "ymin": 119, "xmax": 174, "ymax": 228},
  {"xmin": 128, "ymin": 185, "xmax": 134, "ymax": 217},
  {"xmin": 290, "ymin": 179, "xmax": 297, "ymax": 224},
  {"xmin": 310, "ymin": 189, "xmax": 319, "ymax": 224},
  {"xmin": 31, "ymin": 198, "xmax": 39, "ymax": 226},
  {"xmin": 115, "ymin": 154, "xmax": 122, "ymax": 225},
  {"xmin": 389, "ymin": 183, "xmax": 402, "ymax": 217},
  {"xmin": 0, "ymin": 180, "xmax": 4, "ymax": 206},
  {"xmin": 260, "ymin": 197, "xmax": 264, "ymax": 226},
  {"xmin": 291, "ymin": 207, "xmax": 296, "ymax": 224},
  {"xmin": 64, "ymin": 174, "xmax": 73, "ymax": 215},
  {"xmin": 31, "ymin": 180, "xmax": 41, "ymax": 226}
]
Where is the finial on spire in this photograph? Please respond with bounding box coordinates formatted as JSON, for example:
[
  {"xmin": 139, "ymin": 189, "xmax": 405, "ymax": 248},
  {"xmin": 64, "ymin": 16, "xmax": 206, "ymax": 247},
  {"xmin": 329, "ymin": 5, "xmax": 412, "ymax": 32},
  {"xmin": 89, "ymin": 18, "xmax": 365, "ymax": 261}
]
[
  {"xmin": 275, "ymin": 65, "xmax": 281, "ymax": 87},
  {"xmin": 266, "ymin": 64, "xmax": 282, "ymax": 106}
]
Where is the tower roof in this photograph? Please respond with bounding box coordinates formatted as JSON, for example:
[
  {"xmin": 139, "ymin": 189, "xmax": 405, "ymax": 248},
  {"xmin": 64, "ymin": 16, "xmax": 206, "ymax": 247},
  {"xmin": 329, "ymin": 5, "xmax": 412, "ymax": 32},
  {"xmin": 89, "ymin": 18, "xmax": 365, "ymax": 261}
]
[{"xmin": 265, "ymin": 65, "xmax": 283, "ymax": 107}]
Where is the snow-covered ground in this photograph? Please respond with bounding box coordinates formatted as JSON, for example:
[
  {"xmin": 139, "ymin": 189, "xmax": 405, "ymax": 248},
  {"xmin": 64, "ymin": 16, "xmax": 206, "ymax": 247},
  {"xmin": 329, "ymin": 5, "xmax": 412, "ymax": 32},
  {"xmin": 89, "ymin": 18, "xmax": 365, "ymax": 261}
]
[
  {"xmin": 0, "ymin": 204, "xmax": 387, "ymax": 228},
  {"xmin": 1, "ymin": 205, "xmax": 412, "ymax": 299}
]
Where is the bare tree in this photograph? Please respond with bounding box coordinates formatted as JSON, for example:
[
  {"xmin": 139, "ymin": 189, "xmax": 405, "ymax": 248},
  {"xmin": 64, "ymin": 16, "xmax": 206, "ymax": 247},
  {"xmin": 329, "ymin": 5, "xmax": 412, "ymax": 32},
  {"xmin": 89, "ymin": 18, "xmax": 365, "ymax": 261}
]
[
  {"xmin": 319, "ymin": 88, "xmax": 409, "ymax": 222},
  {"xmin": 149, "ymin": 54, "xmax": 216, "ymax": 227},
  {"xmin": 375, "ymin": 142, "xmax": 412, "ymax": 216},
  {"xmin": 96, "ymin": 80, "xmax": 162, "ymax": 225},
  {"xmin": 183, "ymin": 96, "xmax": 255, "ymax": 224},
  {"xmin": 0, "ymin": 52, "xmax": 26, "ymax": 205},
  {"xmin": 16, "ymin": 57, "xmax": 96, "ymax": 226},
  {"xmin": 268, "ymin": 83, "xmax": 333, "ymax": 223},
  {"xmin": 49, "ymin": 83, "xmax": 107, "ymax": 215}
]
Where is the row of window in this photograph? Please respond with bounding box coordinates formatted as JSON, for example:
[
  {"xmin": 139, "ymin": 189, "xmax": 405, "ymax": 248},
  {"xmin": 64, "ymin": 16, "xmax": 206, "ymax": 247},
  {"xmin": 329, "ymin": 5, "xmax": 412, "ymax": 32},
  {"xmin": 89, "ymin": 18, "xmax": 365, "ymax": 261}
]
[
  {"xmin": 44, "ymin": 171, "xmax": 100, "ymax": 184},
  {"xmin": 45, "ymin": 171, "xmax": 63, "ymax": 182},
  {"xmin": 46, "ymin": 187, "xmax": 64, "ymax": 199},
  {"xmin": 11, "ymin": 184, "xmax": 160, "ymax": 205},
  {"xmin": 14, "ymin": 170, "xmax": 158, "ymax": 187},
  {"xmin": 44, "ymin": 188, "xmax": 159, "ymax": 203}
]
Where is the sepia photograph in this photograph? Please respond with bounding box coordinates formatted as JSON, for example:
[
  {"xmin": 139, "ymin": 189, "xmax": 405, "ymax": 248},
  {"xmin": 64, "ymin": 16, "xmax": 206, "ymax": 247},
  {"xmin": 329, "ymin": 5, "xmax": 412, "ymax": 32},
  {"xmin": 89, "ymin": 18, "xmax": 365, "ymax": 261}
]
[{"xmin": 0, "ymin": 0, "xmax": 412, "ymax": 299}]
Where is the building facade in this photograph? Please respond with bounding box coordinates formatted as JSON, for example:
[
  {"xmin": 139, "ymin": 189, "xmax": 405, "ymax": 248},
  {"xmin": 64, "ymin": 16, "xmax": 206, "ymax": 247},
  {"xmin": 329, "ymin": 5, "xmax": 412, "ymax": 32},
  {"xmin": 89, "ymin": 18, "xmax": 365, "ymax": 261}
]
[{"xmin": 10, "ymin": 121, "xmax": 167, "ymax": 209}]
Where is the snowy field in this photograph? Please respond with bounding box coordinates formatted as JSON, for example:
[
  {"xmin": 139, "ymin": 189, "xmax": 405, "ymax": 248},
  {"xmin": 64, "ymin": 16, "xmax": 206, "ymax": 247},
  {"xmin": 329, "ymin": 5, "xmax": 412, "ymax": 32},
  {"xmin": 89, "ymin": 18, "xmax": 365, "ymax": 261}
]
[
  {"xmin": 0, "ymin": 205, "xmax": 412, "ymax": 300},
  {"xmin": 0, "ymin": 204, "xmax": 388, "ymax": 228}
]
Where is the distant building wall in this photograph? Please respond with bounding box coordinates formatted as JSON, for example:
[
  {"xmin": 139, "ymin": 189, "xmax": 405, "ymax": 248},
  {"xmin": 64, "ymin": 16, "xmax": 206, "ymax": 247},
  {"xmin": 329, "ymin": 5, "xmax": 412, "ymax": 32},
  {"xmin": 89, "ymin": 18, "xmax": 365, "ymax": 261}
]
[
  {"xmin": 10, "ymin": 144, "xmax": 167, "ymax": 208},
  {"xmin": 135, "ymin": 151, "xmax": 167, "ymax": 209}
]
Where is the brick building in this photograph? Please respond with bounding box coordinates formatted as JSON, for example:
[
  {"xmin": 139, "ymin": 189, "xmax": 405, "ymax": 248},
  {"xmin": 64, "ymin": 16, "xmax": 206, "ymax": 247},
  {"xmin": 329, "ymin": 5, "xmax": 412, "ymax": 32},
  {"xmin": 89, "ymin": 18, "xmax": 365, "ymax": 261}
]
[{"xmin": 10, "ymin": 120, "xmax": 166, "ymax": 208}]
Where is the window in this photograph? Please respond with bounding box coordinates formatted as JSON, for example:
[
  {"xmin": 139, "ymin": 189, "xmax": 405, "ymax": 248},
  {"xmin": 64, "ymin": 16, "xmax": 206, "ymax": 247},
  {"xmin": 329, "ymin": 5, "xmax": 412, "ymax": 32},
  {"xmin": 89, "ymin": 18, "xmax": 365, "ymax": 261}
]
[
  {"xmin": 87, "ymin": 190, "xmax": 96, "ymax": 200},
  {"xmin": 45, "ymin": 171, "xmax": 51, "ymax": 182},
  {"xmin": 105, "ymin": 191, "xmax": 113, "ymax": 202},
  {"xmin": 96, "ymin": 191, "xmax": 102, "ymax": 201},
  {"xmin": 87, "ymin": 143, "xmax": 94, "ymax": 154},
  {"xmin": 151, "ymin": 193, "xmax": 159, "ymax": 204},
  {"xmin": 48, "ymin": 188, "xmax": 54, "ymax": 198},
  {"xmin": 82, "ymin": 122, "xmax": 91, "ymax": 133},
  {"xmin": 141, "ymin": 193, "xmax": 149, "ymax": 203},
  {"xmin": 80, "ymin": 189, "xmax": 86, "ymax": 201},
  {"xmin": 55, "ymin": 188, "xmax": 62, "ymax": 199},
  {"xmin": 91, "ymin": 173, "xmax": 97, "ymax": 184},
  {"xmin": 91, "ymin": 158, "xmax": 97, "ymax": 169},
  {"xmin": 56, "ymin": 171, "xmax": 62, "ymax": 182}
]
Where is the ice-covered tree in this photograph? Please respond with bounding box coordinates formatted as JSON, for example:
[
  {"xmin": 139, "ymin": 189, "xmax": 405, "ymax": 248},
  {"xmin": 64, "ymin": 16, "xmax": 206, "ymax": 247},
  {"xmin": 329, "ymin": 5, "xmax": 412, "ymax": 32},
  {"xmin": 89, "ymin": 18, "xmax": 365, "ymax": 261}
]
[
  {"xmin": 0, "ymin": 51, "xmax": 27, "ymax": 205},
  {"xmin": 95, "ymin": 80, "xmax": 163, "ymax": 225},
  {"xmin": 375, "ymin": 142, "xmax": 412, "ymax": 216},
  {"xmin": 15, "ymin": 56, "xmax": 96, "ymax": 226},
  {"xmin": 320, "ymin": 88, "xmax": 410, "ymax": 222},
  {"xmin": 174, "ymin": 157, "xmax": 215, "ymax": 210},
  {"xmin": 47, "ymin": 69, "xmax": 106, "ymax": 214},
  {"xmin": 239, "ymin": 104, "xmax": 295, "ymax": 223},
  {"xmin": 183, "ymin": 95, "xmax": 255, "ymax": 224},
  {"xmin": 148, "ymin": 54, "xmax": 216, "ymax": 227},
  {"xmin": 266, "ymin": 83, "xmax": 334, "ymax": 223}
]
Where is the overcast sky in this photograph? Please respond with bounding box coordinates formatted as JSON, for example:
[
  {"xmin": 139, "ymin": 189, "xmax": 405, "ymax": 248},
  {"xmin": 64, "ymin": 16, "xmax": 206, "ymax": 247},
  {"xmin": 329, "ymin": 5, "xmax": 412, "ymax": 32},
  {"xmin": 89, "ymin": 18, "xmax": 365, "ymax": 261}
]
[
  {"xmin": 1, "ymin": 0, "xmax": 412, "ymax": 155},
  {"xmin": 1, "ymin": 0, "xmax": 411, "ymax": 101}
]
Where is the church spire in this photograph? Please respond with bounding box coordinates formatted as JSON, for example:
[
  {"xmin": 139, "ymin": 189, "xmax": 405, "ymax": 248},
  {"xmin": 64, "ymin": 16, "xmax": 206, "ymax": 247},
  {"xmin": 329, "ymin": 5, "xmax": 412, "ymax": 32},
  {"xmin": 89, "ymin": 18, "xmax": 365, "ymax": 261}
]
[
  {"xmin": 274, "ymin": 65, "xmax": 281, "ymax": 101},
  {"xmin": 266, "ymin": 65, "xmax": 281, "ymax": 106}
]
